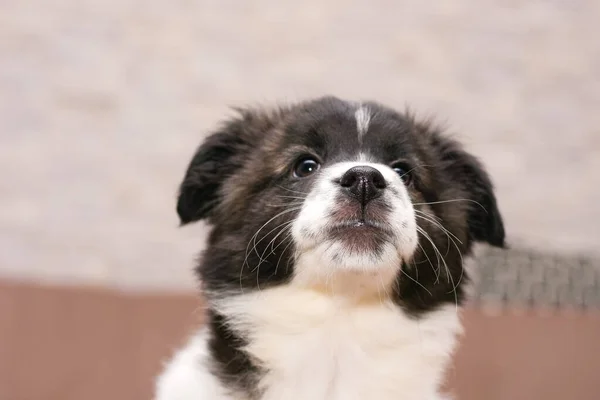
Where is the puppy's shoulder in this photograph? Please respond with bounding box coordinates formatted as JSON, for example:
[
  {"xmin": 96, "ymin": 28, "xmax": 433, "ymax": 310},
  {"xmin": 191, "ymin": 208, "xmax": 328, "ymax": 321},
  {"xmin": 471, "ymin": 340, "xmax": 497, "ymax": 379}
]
[{"xmin": 155, "ymin": 329, "xmax": 234, "ymax": 400}]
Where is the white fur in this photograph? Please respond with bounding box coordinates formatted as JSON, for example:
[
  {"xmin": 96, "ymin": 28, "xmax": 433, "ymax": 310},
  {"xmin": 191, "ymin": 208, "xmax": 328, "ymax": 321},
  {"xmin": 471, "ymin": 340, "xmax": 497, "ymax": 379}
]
[
  {"xmin": 355, "ymin": 106, "xmax": 371, "ymax": 143},
  {"xmin": 156, "ymin": 330, "xmax": 235, "ymax": 400},
  {"xmin": 291, "ymin": 161, "xmax": 418, "ymax": 291},
  {"xmin": 157, "ymin": 286, "xmax": 461, "ymax": 400}
]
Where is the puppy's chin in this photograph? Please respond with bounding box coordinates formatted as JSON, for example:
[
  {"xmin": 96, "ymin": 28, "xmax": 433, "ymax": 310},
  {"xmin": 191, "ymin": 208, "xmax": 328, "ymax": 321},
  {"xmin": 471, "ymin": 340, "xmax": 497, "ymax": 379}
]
[{"xmin": 292, "ymin": 238, "xmax": 404, "ymax": 298}]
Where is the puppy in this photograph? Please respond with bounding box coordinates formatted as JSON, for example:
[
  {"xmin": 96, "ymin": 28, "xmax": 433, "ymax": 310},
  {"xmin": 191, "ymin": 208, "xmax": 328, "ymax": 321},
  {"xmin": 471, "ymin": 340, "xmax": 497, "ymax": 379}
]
[{"xmin": 156, "ymin": 96, "xmax": 505, "ymax": 400}]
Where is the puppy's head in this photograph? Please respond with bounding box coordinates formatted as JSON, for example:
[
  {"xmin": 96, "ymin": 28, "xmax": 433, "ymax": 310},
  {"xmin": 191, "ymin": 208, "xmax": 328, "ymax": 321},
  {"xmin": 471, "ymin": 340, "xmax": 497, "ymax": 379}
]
[{"xmin": 178, "ymin": 97, "xmax": 504, "ymax": 313}]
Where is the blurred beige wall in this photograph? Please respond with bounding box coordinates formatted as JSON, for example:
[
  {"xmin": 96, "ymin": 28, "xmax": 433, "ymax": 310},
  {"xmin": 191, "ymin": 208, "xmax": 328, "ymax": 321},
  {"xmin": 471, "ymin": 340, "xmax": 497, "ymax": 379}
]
[{"xmin": 1, "ymin": 0, "xmax": 599, "ymax": 291}]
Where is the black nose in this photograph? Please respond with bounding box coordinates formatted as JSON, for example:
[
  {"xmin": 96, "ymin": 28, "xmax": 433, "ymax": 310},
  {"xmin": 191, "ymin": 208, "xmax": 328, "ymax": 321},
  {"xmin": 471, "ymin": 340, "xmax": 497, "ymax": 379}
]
[{"xmin": 339, "ymin": 166, "xmax": 387, "ymax": 205}]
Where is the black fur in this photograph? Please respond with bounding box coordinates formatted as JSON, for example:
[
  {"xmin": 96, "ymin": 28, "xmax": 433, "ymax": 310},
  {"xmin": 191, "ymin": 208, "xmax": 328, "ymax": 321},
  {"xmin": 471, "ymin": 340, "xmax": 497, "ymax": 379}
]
[{"xmin": 207, "ymin": 310, "xmax": 262, "ymax": 396}]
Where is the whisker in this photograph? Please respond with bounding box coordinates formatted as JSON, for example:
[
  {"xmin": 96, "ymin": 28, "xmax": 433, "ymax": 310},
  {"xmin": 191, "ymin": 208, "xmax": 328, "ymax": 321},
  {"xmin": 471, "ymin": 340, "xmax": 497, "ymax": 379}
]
[
  {"xmin": 415, "ymin": 234, "xmax": 440, "ymax": 283},
  {"xmin": 263, "ymin": 201, "xmax": 305, "ymax": 208},
  {"xmin": 417, "ymin": 227, "xmax": 449, "ymax": 289},
  {"xmin": 414, "ymin": 210, "xmax": 463, "ymax": 244},
  {"xmin": 276, "ymin": 186, "xmax": 309, "ymax": 196},
  {"xmin": 447, "ymin": 265, "xmax": 459, "ymax": 313},
  {"xmin": 250, "ymin": 207, "xmax": 302, "ymax": 259},
  {"xmin": 273, "ymin": 195, "xmax": 307, "ymax": 200},
  {"xmin": 417, "ymin": 226, "xmax": 441, "ymax": 283},
  {"xmin": 412, "ymin": 257, "xmax": 419, "ymax": 281},
  {"xmin": 251, "ymin": 224, "xmax": 295, "ymax": 285},
  {"xmin": 397, "ymin": 165, "xmax": 422, "ymax": 181},
  {"xmin": 418, "ymin": 227, "xmax": 459, "ymax": 312},
  {"xmin": 417, "ymin": 215, "xmax": 451, "ymax": 258},
  {"xmin": 413, "ymin": 198, "xmax": 488, "ymax": 213},
  {"xmin": 414, "ymin": 211, "xmax": 465, "ymax": 294},
  {"xmin": 285, "ymin": 248, "xmax": 297, "ymax": 275},
  {"xmin": 240, "ymin": 207, "xmax": 302, "ymax": 289},
  {"xmin": 256, "ymin": 221, "xmax": 295, "ymax": 265},
  {"xmin": 414, "ymin": 209, "xmax": 443, "ymax": 222},
  {"xmin": 399, "ymin": 266, "xmax": 432, "ymax": 296},
  {"xmin": 272, "ymin": 234, "xmax": 294, "ymax": 278}
]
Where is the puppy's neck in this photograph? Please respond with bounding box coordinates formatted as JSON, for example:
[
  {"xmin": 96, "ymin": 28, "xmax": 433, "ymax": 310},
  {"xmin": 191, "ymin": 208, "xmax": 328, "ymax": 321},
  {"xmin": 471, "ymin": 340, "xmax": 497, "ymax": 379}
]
[
  {"xmin": 212, "ymin": 285, "xmax": 461, "ymax": 400},
  {"xmin": 294, "ymin": 275, "xmax": 396, "ymax": 306},
  {"xmin": 290, "ymin": 252, "xmax": 401, "ymax": 303}
]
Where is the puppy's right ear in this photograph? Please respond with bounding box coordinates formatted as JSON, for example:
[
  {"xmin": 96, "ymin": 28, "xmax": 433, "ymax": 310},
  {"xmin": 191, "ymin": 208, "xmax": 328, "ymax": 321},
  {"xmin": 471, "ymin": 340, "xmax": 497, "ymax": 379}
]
[
  {"xmin": 176, "ymin": 108, "xmax": 285, "ymax": 225},
  {"xmin": 176, "ymin": 119, "xmax": 250, "ymax": 225}
]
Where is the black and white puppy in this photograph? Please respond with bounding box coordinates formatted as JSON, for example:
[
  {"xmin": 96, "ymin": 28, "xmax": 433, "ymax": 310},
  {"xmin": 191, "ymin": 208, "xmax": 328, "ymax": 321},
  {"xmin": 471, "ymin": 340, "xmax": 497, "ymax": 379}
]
[{"xmin": 156, "ymin": 96, "xmax": 505, "ymax": 400}]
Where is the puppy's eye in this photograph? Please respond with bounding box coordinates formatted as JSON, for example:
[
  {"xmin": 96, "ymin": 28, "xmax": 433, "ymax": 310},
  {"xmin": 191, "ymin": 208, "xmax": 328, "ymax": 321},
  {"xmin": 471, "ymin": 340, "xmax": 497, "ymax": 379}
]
[
  {"xmin": 391, "ymin": 163, "xmax": 413, "ymax": 185},
  {"xmin": 293, "ymin": 157, "xmax": 320, "ymax": 178}
]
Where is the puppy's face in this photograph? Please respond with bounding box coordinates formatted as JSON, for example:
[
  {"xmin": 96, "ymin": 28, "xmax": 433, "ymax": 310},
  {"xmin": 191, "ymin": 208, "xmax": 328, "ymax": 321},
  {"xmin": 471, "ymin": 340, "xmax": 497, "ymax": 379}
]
[
  {"xmin": 289, "ymin": 158, "xmax": 418, "ymax": 290},
  {"xmin": 178, "ymin": 97, "xmax": 504, "ymax": 313}
]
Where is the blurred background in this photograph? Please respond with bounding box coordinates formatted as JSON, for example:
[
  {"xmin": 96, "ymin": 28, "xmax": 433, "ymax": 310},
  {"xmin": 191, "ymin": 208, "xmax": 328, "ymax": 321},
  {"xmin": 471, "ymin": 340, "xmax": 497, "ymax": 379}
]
[{"xmin": 1, "ymin": 1, "xmax": 599, "ymax": 399}]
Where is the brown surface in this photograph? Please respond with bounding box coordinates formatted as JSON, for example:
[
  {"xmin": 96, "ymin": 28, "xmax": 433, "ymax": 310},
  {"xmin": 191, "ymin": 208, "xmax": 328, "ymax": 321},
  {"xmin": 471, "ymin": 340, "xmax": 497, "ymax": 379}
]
[
  {"xmin": 0, "ymin": 281, "xmax": 202, "ymax": 400},
  {"xmin": 451, "ymin": 310, "xmax": 600, "ymax": 400},
  {"xmin": 2, "ymin": 280, "xmax": 600, "ymax": 400}
]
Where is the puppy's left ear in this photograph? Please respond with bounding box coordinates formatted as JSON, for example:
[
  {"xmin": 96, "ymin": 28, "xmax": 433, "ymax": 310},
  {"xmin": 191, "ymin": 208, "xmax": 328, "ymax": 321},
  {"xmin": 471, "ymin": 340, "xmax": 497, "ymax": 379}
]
[{"xmin": 432, "ymin": 134, "xmax": 506, "ymax": 248}]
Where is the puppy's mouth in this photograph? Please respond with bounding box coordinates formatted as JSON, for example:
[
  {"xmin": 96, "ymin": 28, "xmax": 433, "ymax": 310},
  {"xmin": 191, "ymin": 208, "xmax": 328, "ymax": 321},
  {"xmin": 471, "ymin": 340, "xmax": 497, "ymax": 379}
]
[{"xmin": 327, "ymin": 219, "xmax": 394, "ymax": 252}]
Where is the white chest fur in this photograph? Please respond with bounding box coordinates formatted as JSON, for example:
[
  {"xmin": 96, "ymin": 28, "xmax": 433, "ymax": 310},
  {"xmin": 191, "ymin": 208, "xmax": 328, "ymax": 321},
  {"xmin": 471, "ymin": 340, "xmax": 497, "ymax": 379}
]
[
  {"xmin": 213, "ymin": 287, "xmax": 462, "ymax": 400},
  {"xmin": 156, "ymin": 287, "xmax": 461, "ymax": 400}
]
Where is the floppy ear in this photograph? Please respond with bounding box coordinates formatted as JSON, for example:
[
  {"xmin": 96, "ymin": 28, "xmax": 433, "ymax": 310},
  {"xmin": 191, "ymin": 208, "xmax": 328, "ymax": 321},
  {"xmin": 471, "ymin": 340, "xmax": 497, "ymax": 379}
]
[
  {"xmin": 177, "ymin": 128, "xmax": 246, "ymax": 225},
  {"xmin": 176, "ymin": 108, "xmax": 285, "ymax": 224},
  {"xmin": 432, "ymin": 134, "xmax": 506, "ymax": 248}
]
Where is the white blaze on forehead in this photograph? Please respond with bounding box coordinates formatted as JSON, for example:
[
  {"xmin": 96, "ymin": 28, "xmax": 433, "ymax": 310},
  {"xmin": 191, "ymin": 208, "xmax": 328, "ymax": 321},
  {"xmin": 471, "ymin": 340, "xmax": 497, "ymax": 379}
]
[{"xmin": 354, "ymin": 106, "xmax": 371, "ymax": 144}]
